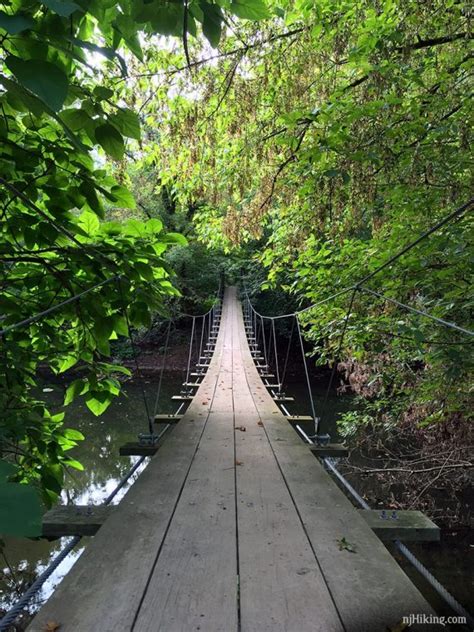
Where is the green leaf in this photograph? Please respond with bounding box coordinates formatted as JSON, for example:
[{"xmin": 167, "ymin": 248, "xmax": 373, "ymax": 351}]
[
  {"xmin": 110, "ymin": 108, "xmax": 141, "ymax": 140},
  {"xmin": 64, "ymin": 459, "xmax": 84, "ymax": 471},
  {"xmin": 43, "ymin": 0, "xmax": 82, "ymax": 17},
  {"xmin": 135, "ymin": 261, "xmax": 154, "ymax": 281},
  {"xmin": 0, "ymin": 11, "xmax": 34, "ymax": 34},
  {"xmin": 93, "ymin": 86, "xmax": 114, "ymax": 100},
  {"xmin": 60, "ymin": 108, "xmax": 93, "ymax": 131},
  {"xmin": 58, "ymin": 354, "xmax": 78, "ymax": 373},
  {"xmin": 5, "ymin": 56, "xmax": 69, "ymax": 112},
  {"xmin": 93, "ymin": 315, "xmax": 114, "ymax": 342},
  {"xmin": 125, "ymin": 219, "xmax": 148, "ymax": 237},
  {"xmin": 85, "ymin": 391, "xmax": 113, "ymax": 416},
  {"xmin": 200, "ymin": 1, "xmax": 222, "ymax": 47},
  {"xmin": 63, "ymin": 428, "xmax": 84, "ymax": 441},
  {"xmin": 95, "ymin": 124, "xmax": 125, "ymax": 160},
  {"xmin": 164, "ymin": 232, "xmax": 188, "ymax": 245},
  {"xmin": 146, "ymin": 218, "xmax": 163, "ymax": 234},
  {"xmin": 64, "ymin": 378, "xmax": 88, "ymax": 405},
  {"xmin": 0, "ymin": 460, "xmax": 16, "ymax": 481},
  {"xmin": 229, "ymin": 0, "xmax": 270, "ymax": 20},
  {"xmin": 109, "ymin": 184, "xmax": 136, "ymax": 209},
  {"xmin": 77, "ymin": 210, "xmax": 100, "ymax": 236}
]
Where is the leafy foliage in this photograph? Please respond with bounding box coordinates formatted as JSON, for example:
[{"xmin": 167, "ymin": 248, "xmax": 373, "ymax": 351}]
[
  {"xmin": 132, "ymin": 0, "xmax": 473, "ymax": 434},
  {"xmin": 0, "ymin": 0, "xmax": 269, "ymax": 533}
]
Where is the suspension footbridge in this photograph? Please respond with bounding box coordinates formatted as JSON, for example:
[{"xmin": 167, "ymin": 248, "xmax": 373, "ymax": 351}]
[{"xmin": 25, "ymin": 287, "xmax": 441, "ymax": 632}]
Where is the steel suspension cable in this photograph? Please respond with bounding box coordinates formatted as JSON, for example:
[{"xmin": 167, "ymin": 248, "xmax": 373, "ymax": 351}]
[
  {"xmin": 295, "ymin": 315, "xmax": 318, "ymax": 434},
  {"xmin": 271, "ymin": 319, "xmax": 281, "ymax": 388},
  {"xmin": 260, "ymin": 315, "xmax": 269, "ymax": 368},
  {"xmin": 357, "ymin": 286, "xmax": 473, "ymax": 337},
  {"xmin": 320, "ymin": 288, "xmax": 358, "ymax": 425},
  {"xmin": 184, "ymin": 316, "xmax": 196, "ymax": 389},
  {"xmin": 280, "ymin": 316, "xmax": 296, "ymax": 389},
  {"xmin": 0, "ymin": 275, "xmax": 120, "ymax": 337},
  {"xmin": 117, "ymin": 278, "xmax": 153, "ymax": 435},
  {"xmin": 152, "ymin": 320, "xmax": 172, "ymax": 419}
]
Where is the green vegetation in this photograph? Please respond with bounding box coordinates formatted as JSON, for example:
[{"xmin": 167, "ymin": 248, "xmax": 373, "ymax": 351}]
[
  {"xmin": 0, "ymin": 0, "xmax": 472, "ymax": 536},
  {"xmin": 140, "ymin": 0, "xmax": 472, "ymax": 436}
]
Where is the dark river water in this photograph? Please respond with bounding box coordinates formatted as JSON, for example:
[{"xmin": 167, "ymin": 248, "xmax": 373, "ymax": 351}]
[{"xmin": 1, "ymin": 373, "xmax": 472, "ymax": 624}]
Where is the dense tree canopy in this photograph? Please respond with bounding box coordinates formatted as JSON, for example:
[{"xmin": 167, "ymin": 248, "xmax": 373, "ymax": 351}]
[
  {"xmin": 0, "ymin": 0, "xmax": 269, "ymax": 534},
  {"xmin": 0, "ymin": 0, "xmax": 472, "ymax": 535},
  {"xmin": 133, "ymin": 0, "xmax": 473, "ymax": 435}
]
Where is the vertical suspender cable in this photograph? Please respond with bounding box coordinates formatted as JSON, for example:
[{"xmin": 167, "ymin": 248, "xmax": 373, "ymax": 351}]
[
  {"xmin": 320, "ymin": 287, "xmax": 357, "ymax": 425},
  {"xmin": 152, "ymin": 320, "xmax": 172, "ymax": 419},
  {"xmin": 280, "ymin": 316, "xmax": 295, "ymax": 390},
  {"xmin": 184, "ymin": 316, "xmax": 196, "ymax": 389},
  {"xmin": 117, "ymin": 277, "xmax": 153, "ymax": 435},
  {"xmin": 271, "ymin": 318, "xmax": 281, "ymax": 388},
  {"xmin": 296, "ymin": 315, "xmax": 318, "ymax": 434},
  {"xmin": 260, "ymin": 315, "xmax": 268, "ymax": 367},
  {"xmin": 198, "ymin": 314, "xmax": 205, "ymax": 361}
]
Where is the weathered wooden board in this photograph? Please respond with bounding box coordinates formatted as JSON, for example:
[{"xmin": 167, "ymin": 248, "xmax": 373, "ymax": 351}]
[
  {"xmin": 154, "ymin": 414, "xmax": 183, "ymax": 423},
  {"xmin": 285, "ymin": 414, "xmax": 314, "ymax": 422},
  {"xmin": 309, "ymin": 443, "xmax": 349, "ymax": 458},
  {"xmin": 235, "ymin": 418, "xmax": 343, "ymax": 631},
  {"xmin": 42, "ymin": 505, "xmax": 114, "ymax": 538},
  {"xmin": 235, "ymin": 296, "xmax": 439, "ymax": 632},
  {"xmin": 29, "ymin": 287, "xmax": 440, "ymax": 632},
  {"xmin": 133, "ymin": 413, "xmax": 238, "ymax": 632},
  {"xmin": 28, "ymin": 294, "xmax": 228, "ymax": 632},
  {"xmin": 360, "ymin": 509, "xmax": 440, "ymax": 541},
  {"xmin": 119, "ymin": 442, "xmax": 159, "ymax": 456}
]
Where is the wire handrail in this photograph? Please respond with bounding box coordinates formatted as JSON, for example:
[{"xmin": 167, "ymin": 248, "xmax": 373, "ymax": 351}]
[{"xmin": 243, "ymin": 196, "xmax": 473, "ymax": 337}]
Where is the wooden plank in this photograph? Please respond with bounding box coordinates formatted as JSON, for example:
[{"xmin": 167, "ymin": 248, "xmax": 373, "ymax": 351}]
[
  {"xmin": 286, "ymin": 415, "xmax": 314, "ymax": 423},
  {"xmin": 272, "ymin": 395, "xmax": 294, "ymax": 402},
  {"xmin": 182, "ymin": 381, "xmax": 201, "ymax": 387},
  {"xmin": 133, "ymin": 413, "xmax": 238, "ymax": 631},
  {"xmin": 154, "ymin": 414, "xmax": 183, "ymax": 423},
  {"xmin": 119, "ymin": 442, "xmax": 159, "ymax": 456},
  {"xmin": 309, "ymin": 443, "xmax": 349, "ymax": 458},
  {"xmin": 29, "ymin": 419, "xmax": 214, "ymax": 630},
  {"xmin": 359, "ymin": 510, "xmax": 440, "ymax": 542},
  {"xmin": 171, "ymin": 394, "xmax": 193, "ymax": 401},
  {"xmin": 42, "ymin": 505, "xmax": 114, "ymax": 538},
  {"xmin": 235, "ymin": 414, "xmax": 343, "ymax": 631},
  {"xmin": 133, "ymin": 292, "xmax": 238, "ymax": 631},
  {"xmin": 235, "ymin": 295, "xmax": 439, "ymax": 632},
  {"xmin": 28, "ymin": 320, "xmax": 224, "ymax": 631},
  {"xmin": 29, "ymin": 287, "xmax": 439, "ymax": 632}
]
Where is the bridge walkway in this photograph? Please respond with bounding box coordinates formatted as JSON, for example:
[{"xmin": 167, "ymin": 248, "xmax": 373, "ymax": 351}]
[{"xmin": 29, "ymin": 287, "xmax": 436, "ymax": 632}]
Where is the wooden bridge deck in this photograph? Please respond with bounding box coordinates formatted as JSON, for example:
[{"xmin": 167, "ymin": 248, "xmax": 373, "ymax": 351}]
[{"xmin": 29, "ymin": 287, "xmax": 437, "ymax": 632}]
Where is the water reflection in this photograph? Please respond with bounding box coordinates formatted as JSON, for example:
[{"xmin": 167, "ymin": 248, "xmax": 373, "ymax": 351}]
[{"xmin": 0, "ymin": 375, "xmax": 180, "ymax": 615}]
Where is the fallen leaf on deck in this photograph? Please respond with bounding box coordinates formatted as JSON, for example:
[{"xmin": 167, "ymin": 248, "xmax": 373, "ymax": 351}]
[
  {"xmin": 337, "ymin": 537, "xmax": 356, "ymax": 553},
  {"xmin": 236, "ymin": 426, "xmax": 246, "ymax": 432},
  {"xmin": 44, "ymin": 622, "xmax": 60, "ymax": 632},
  {"xmin": 235, "ymin": 460, "xmax": 243, "ymax": 466},
  {"xmin": 257, "ymin": 421, "xmax": 263, "ymax": 426}
]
